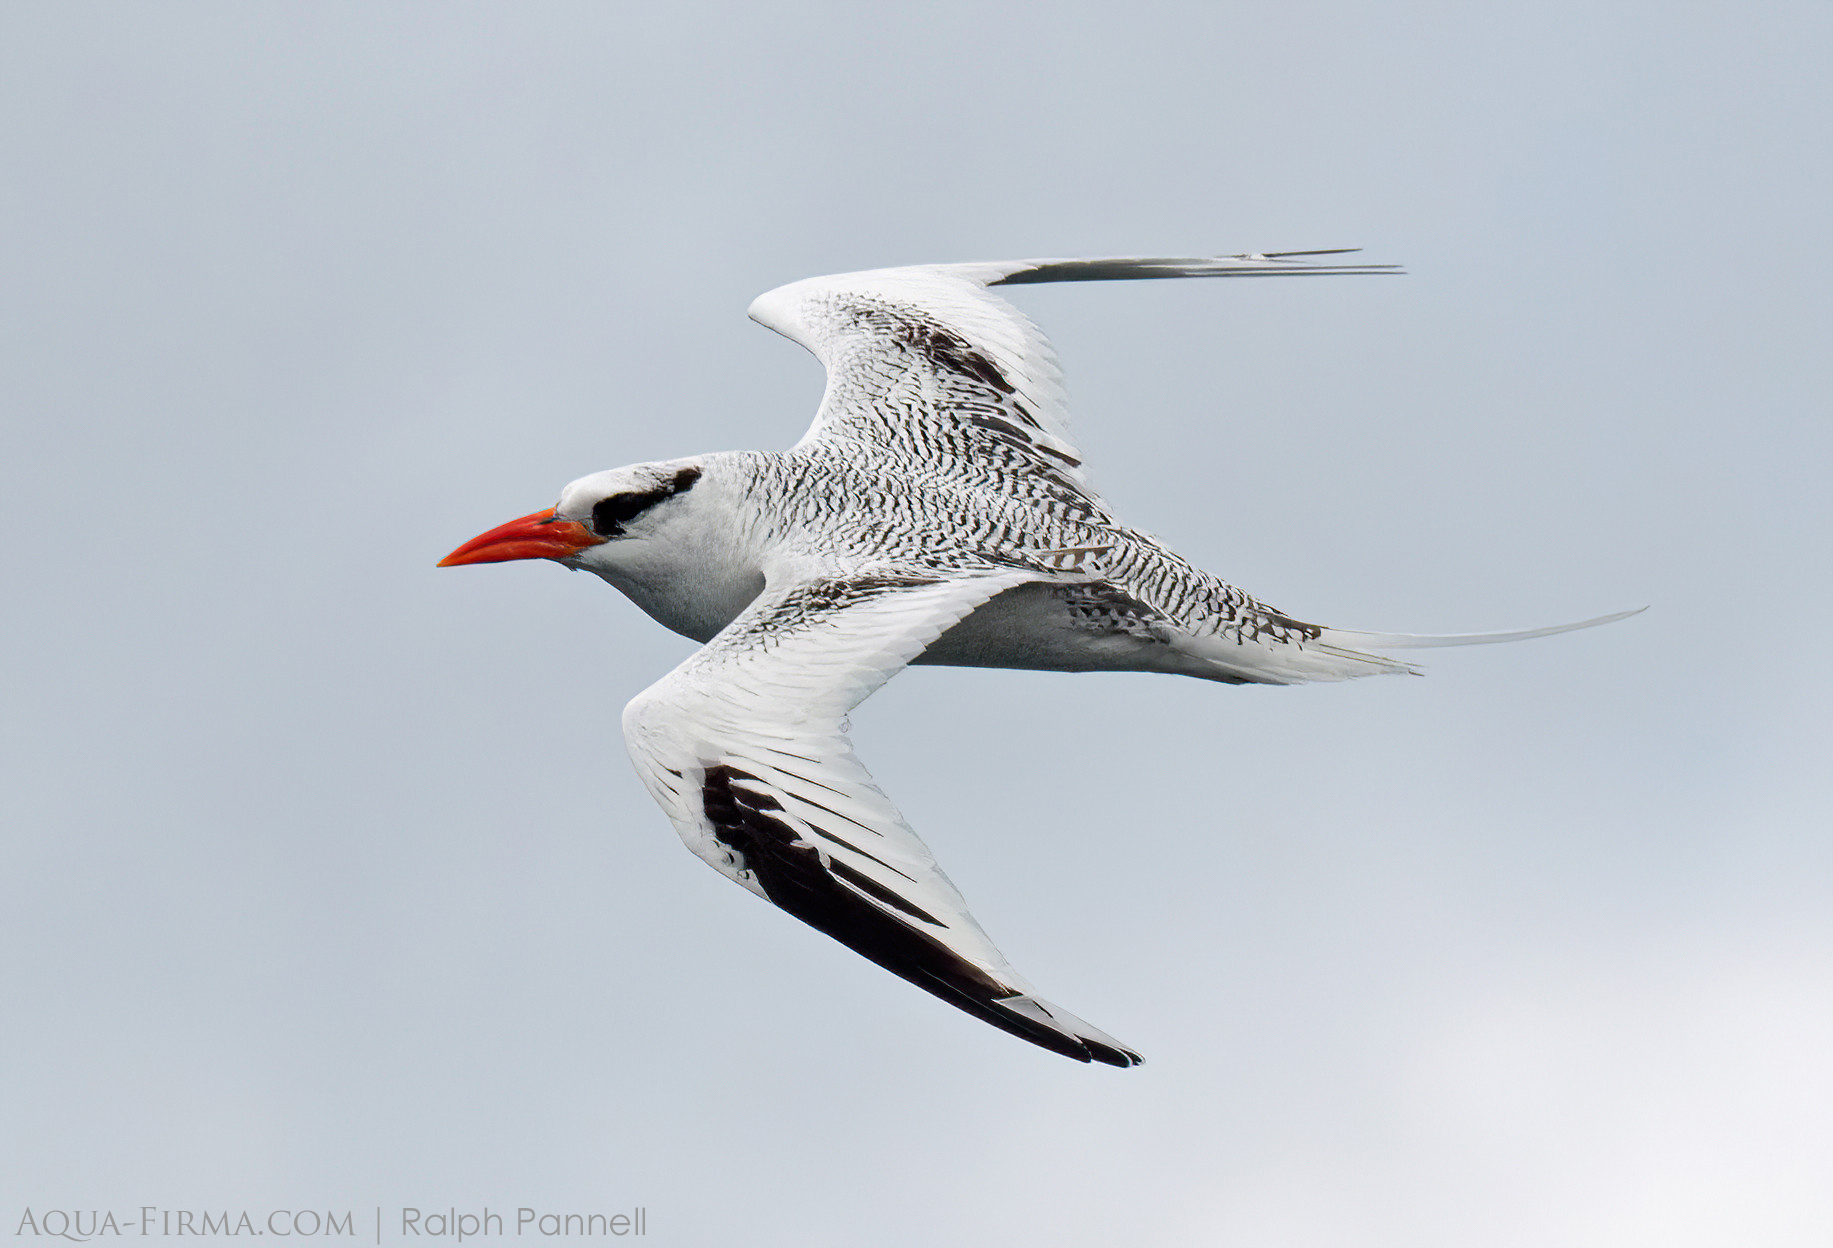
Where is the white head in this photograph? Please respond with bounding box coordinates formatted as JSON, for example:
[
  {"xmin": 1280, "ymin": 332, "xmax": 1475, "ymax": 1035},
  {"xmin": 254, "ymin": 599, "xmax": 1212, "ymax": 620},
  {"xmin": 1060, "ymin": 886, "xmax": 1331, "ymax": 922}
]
[{"xmin": 437, "ymin": 459, "xmax": 706, "ymax": 572}]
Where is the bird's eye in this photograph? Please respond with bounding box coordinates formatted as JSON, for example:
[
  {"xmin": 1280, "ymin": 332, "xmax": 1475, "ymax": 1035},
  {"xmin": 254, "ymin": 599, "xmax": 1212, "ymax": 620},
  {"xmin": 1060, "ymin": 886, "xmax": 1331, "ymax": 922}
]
[{"xmin": 590, "ymin": 491, "xmax": 655, "ymax": 537}]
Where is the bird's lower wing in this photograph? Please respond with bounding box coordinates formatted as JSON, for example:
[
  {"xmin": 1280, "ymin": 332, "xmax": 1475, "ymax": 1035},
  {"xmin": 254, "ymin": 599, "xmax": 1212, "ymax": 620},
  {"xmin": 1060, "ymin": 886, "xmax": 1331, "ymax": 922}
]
[{"xmin": 621, "ymin": 567, "xmax": 1142, "ymax": 1067}]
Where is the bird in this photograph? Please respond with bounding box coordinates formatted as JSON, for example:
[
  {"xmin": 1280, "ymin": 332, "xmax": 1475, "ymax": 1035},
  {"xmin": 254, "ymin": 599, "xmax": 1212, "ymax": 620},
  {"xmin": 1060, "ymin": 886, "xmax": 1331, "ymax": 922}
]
[{"xmin": 438, "ymin": 252, "xmax": 1636, "ymax": 1067}]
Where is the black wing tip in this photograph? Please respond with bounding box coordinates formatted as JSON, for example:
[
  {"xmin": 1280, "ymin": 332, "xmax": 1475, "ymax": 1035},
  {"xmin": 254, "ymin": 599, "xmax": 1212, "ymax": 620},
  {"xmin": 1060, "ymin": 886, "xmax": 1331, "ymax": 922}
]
[
  {"xmin": 991, "ymin": 253, "xmax": 1403, "ymax": 286},
  {"xmin": 702, "ymin": 763, "xmax": 1144, "ymax": 1067},
  {"xmin": 1086, "ymin": 1039, "xmax": 1146, "ymax": 1068},
  {"xmin": 967, "ymin": 994, "xmax": 1143, "ymax": 1068},
  {"xmin": 977, "ymin": 991, "xmax": 1145, "ymax": 1068}
]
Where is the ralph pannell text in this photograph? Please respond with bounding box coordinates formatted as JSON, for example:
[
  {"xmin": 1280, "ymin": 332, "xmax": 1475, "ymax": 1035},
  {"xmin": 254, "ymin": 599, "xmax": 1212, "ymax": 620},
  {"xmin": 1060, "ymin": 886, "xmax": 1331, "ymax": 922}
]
[{"xmin": 15, "ymin": 1208, "xmax": 648, "ymax": 1241}]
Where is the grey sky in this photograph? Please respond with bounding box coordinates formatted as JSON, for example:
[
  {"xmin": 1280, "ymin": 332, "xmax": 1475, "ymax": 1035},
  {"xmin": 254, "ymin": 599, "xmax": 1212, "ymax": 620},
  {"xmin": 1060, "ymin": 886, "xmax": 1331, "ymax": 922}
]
[{"xmin": 4, "ymin": 3, "xmax": 1830, "ymax": 1245}]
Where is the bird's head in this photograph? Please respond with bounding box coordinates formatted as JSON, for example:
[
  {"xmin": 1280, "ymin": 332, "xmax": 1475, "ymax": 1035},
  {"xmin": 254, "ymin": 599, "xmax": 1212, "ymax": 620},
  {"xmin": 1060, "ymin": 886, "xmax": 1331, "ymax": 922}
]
[{"xmin": 437, "ymin": 460, "xmax": 706, "ymax": 574}]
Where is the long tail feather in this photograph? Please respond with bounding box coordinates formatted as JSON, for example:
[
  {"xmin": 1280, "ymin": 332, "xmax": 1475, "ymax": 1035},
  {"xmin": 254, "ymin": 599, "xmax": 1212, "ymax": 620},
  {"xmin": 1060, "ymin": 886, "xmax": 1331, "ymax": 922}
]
[{"xmin": 1320, "ymin": 607, "xmax": 1646, "ymax": 651}]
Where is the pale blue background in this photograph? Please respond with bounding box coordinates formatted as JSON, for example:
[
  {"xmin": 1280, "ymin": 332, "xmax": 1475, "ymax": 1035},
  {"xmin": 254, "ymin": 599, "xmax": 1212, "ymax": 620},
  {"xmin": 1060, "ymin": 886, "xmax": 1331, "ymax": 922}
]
[{"xmin": 4, "ymin": 3, "xmax": 1829, "ymax": 1245}]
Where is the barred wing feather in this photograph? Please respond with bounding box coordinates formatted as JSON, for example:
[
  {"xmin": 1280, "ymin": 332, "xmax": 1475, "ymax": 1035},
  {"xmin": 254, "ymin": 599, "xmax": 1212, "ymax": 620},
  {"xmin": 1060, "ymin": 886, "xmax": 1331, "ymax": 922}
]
[{"xmin": 746, "ymin": 253, "xmax": 1399, "ymax": 507}]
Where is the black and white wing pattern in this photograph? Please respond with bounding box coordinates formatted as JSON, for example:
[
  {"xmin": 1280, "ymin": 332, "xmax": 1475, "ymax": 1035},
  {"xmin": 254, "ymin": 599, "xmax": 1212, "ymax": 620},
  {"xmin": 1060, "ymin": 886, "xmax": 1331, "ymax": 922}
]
[
  {"xmin": 747, "ymin": 252, "xmax": 1400, "ymax": 508},
  {"xmin": 621, "ymin": 565, "xmax": 1143, "ymax": 1066}
]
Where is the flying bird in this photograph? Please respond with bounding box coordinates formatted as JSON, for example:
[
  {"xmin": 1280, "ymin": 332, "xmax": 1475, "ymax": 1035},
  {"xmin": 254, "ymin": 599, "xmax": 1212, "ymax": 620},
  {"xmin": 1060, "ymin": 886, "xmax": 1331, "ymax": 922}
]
[{"xmin": 439, "ymin": 253, "xmax": 1634, "ymax": 1067}]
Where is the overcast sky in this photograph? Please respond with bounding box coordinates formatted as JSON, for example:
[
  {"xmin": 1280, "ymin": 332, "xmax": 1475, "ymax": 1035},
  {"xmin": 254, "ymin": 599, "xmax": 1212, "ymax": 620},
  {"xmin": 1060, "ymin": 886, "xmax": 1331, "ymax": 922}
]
[{"xmin": 4, "ymin": 3, "xmax": 1830, "ymax": 1246}]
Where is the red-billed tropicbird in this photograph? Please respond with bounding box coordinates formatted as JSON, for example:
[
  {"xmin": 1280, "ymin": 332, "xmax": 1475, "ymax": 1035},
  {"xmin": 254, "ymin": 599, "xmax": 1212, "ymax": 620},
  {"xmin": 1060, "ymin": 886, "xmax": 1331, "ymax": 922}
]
[{"xmin": 439, "ymin": 253, "xmax": 1636, "ymax": 1067}]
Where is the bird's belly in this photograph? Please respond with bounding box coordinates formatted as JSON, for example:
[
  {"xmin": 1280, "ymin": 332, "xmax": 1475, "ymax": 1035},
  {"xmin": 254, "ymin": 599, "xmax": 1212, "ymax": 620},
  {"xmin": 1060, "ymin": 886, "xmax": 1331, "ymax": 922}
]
[{"xmin": 914, "ymin": 582, "xmax": 1237, "ymax": 680}]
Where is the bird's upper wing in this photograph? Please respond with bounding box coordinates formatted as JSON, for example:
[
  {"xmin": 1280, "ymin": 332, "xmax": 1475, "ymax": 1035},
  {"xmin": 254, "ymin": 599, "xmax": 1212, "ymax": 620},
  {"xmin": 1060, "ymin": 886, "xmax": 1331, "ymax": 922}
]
[
  {"xmin": 747, "ymin": 252, "xmax": 1399, "ymax": 506},
  {"xmin": 621, "ymin": 564, "xmax": 1142, "ymax": 1066}
]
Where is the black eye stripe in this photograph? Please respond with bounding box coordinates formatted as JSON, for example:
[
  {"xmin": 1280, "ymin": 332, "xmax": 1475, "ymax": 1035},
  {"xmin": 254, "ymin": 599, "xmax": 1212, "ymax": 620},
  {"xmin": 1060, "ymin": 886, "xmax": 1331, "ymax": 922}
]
[
  {"xmin": 587, "ymin": 468, "xmax": 701, "ymax": 537},
  {"xmin": 591, "ymin": 491, "xmax": 654, "ymax": 536}
]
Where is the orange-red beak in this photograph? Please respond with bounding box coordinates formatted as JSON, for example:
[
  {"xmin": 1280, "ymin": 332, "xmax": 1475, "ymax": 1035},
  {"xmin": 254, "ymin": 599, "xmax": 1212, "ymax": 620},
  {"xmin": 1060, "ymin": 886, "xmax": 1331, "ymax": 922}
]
[{"xmin": 436, "ymin": 508, "xmax": 607, "ymax": 567}]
